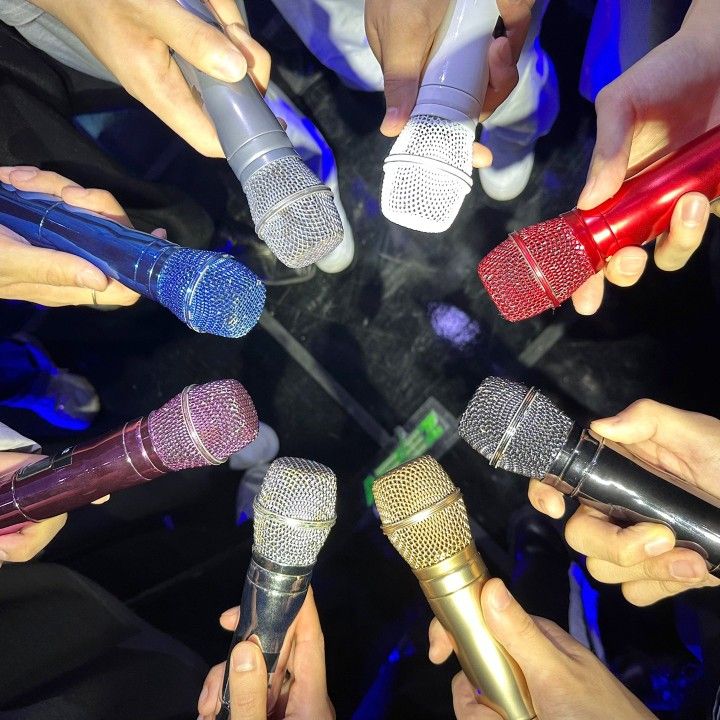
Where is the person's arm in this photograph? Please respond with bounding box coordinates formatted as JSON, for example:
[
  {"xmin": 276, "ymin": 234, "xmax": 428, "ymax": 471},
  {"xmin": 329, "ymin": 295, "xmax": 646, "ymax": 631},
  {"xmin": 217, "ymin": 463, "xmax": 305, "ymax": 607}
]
[
  {"xmin": 27, "ymin": 0, "xmax": 271, "ymax": 157},
  {"xmin": 571, "ymin": 0, "xmax": 720, "ymax": 314},
  {"xmin": 429, "ymin": 578, "xmax": 658, "ymax": 720},
  {"xmin": 529, "ymin": 399, "xmax": 720, "ymax": 606}
]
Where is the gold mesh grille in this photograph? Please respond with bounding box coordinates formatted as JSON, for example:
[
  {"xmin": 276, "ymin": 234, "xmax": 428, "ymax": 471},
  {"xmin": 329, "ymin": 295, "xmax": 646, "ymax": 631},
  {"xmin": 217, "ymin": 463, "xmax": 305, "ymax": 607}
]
[{"xmin": 373, "ymin": 456, "xmax": 472, "ymax": 569}]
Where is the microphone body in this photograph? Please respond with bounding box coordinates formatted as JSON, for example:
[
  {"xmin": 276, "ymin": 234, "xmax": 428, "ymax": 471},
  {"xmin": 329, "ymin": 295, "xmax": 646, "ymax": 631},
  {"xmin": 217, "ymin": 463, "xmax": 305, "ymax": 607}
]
[
  {"xmin": 546, "ymin": 426, "xmax": 720, "ymax": 574},
  {"xmin": 478, "ymin": 123, "xmax": 720, "ymax": 321},
  {"xmin": 0, "ymin": 418, "xmax": 166, "ymax": 527}
]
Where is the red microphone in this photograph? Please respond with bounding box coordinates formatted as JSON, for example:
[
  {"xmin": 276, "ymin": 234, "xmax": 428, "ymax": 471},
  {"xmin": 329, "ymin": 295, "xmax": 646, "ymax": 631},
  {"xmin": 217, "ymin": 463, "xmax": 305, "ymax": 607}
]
[{"xmin": 478, "ymin": 124, "xmax": 720, "ymax": 321}]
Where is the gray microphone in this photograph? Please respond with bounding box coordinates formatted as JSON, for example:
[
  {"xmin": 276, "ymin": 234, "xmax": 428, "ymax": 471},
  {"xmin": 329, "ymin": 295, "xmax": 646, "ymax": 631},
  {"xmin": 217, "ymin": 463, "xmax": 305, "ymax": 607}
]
[
  {"xmin": 174, "ymin": 0, "xmax": 344, "ymax": 268},
  {"xmin": 459, "ymin": 377, "xmax": 720, "ymax": 576},
  {"xmin": 217, "ymin": 457, "xmax": 337, "ymax": 719}
]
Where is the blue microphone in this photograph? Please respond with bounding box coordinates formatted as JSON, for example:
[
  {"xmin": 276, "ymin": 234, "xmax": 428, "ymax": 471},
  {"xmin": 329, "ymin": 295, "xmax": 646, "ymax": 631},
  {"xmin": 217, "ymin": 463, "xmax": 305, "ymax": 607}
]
[{"xmin": 0, "ymin": 183, "xmax": 265, "ymax": 338}]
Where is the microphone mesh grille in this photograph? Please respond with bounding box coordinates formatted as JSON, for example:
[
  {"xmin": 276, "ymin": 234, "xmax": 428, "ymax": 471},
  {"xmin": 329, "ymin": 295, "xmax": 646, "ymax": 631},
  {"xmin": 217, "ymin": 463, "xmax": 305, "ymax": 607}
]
[
  {"xmin": 148, "ymin": 380, "xmax": 258, "ymax": 471},
  {"xmin": 373, "ymin": 456, "xmax": 472, "ymax": 570},
  {"xmin": 242, "ymin": 155, "xmax": 343, "ymax": 268},
  {"xmin": 381, "ymin": 115, "xmax": 473, "ymax": 233},
  {"xmin": 156, "ymin": 250, "xmax": 265, "ymax": 338},
  {"xmin": 254, "ymin": 457, "xmax": 337, "ymax": 567},
  {"xmin": 477, "ymin": 216, "xmax": 596, "ymax": 321},
  {"xmin": 459, "ymin": 377, "xmax": 574, "ymax": 478}
]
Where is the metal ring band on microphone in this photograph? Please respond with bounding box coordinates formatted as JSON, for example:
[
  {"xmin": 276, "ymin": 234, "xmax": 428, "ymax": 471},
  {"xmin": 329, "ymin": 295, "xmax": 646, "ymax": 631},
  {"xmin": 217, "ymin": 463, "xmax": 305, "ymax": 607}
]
[
  {"xmin": 253, "ymin": 501, "xmax": 337, "ymax": 530},
  {"xmin": 383, "ymin": 153, "xmax": 473, "ymax": 189},
  {"xmin": 490, "ymin": 386, "xmax": 539, "ymax": 468},
  {"xmin": 254, "ymin": 184, "xmax": 333, "ymax": 238},
  {"xmin": 180, "ymin": 384, "xmax": 224, "ymax": 465},
  {"xmin": 511, "ymin": 233, "xmax": 561, "ymax": 308},
  {"xmin": 381, "ymin": 488, "xmax": 462, "ymax": 536}
]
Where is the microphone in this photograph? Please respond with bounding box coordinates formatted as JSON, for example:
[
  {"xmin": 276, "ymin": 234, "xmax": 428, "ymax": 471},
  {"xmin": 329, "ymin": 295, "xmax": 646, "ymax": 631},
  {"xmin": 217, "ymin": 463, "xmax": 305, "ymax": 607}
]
[
  {"xmin": 0, "ymin": 184, "xmax": 265, "ymax": 338},
  {"xmin": 174, "ymin": 0, "xmax": 344, "ymax": 268},
  {"xmin": 459, "ymin": 377, "xmax": 720, "ymax": 576},
  {"xmin": 217, "ymin": 457, "xmax": 337, "ymax": 719},
  {"xmin": 477, "ymin": 123, "xmax": 720, "ymax": 321},
  {"xmin": 0, "ymin": 380, "xmax": 258, "ymax": 529},
  {"xmin": 373, "ymin": 456, "xmax": 535, "ymax": 720},
  {"xmin": 381, "ymin": 0, "xmax": 497, "ymax": 233}
]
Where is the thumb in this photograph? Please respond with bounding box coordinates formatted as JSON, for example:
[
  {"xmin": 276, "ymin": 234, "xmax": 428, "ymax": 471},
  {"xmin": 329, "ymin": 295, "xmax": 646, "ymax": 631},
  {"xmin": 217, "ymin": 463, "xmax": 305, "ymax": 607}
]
[
  {"xmin": 228, "ymin": 642, "xmax": 267, "ymax": 720},
  {"xmin": 577, "ymin": 86, "xmax": 635, "ymax": 210},
  {"xmin": 590, "ymin": 399, "xmax": 665, "ymax": 445}
]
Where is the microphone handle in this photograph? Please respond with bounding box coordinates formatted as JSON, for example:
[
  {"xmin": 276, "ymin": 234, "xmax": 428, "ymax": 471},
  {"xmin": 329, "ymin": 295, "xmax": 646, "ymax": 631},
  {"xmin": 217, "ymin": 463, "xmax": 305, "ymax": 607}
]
[
  {"xmin": 0, "ymin": 417, "xmax": 168, "ymax": 527},
  {"xmin": 414, "ymin": 0, "xmax": 497, "ymax": 121},
  {"xmin": 546, "ymin": 426, "xmax": 720, "ymax": 575},
  {"xmin": 563, "ymin": 123, "xmax": 720, "ymax": 268},
  {"xmin": 0, "ymin": 183, "xmax": 172, "ymax": 299},
  {"xmin": 218, "ymin": 553, "xmax": 312, "ymax": 720}
]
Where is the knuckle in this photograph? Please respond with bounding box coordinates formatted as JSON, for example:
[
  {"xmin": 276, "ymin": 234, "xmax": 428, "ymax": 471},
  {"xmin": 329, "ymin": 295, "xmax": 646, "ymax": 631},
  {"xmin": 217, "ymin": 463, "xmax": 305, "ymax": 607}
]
[{"xmin": 232, "ymin": 693, "xmax": 262, "ymax": 716}]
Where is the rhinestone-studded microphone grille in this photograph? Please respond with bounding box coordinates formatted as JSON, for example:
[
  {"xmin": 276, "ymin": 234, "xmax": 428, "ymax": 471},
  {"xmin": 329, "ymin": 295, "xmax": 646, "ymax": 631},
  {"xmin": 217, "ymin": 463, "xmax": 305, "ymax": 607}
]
[
  {"xmin": 242, "ymin": 155, "xmax": 343, "ymax": 269},
  {"xmin": 156, "ymin": 249, "xmax": 266, "ymax": 338},
  {"xmin": 147, "ymin": 380, "xmax": 259, "ymax": 471},
  {"xmin": 373, "ymin": 456, "xmax": 472, "ymax": 570},
  {"xmin": 254, "ymin": 457, "xmax": 337, "ymax": 568},
  {"xmin": 477, "ymin": 216, "xmax": 596, "ymax": 322},
  {"xmin": 381, "ymin": 115, "xmax": 474, "ymax": 233},
  {"xmin": 459, "ymin": 377, "xmax": 574, "ymax": 478}
]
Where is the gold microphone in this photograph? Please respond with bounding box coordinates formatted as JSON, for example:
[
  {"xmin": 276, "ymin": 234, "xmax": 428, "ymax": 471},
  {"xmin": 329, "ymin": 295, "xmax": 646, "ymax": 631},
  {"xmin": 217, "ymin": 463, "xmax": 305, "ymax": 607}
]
[{"xmin": 373, "ymin": 455, "xmax": 535, "ymax": 720}]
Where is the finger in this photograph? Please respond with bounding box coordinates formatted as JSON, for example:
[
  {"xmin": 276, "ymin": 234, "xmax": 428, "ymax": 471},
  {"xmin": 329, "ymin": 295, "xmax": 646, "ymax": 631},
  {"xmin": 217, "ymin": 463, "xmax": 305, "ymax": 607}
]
[
  {"xmin": 91, "ymin": 495, "xmax": 111, "ymax": 505},
  {"xmin": 571, "ymin": 270, "xmax": 605, "ymax": 315},
  {"xmin": 228, "ymin": 641, "xmax": 267, "ymax": 720},
  {"xmin": 224, "ymin": 24, "xmax": 271, "ymax": 93},
  {"xmin": 472, "ymin": 143, "xmax": 493, "ymax": 169},
  {"xmin": 603, "ymin": 247, "xmax": 648, "ymax": 287},
  {"xmin": 0, "ymin": 514, "xmax": 67, "ymax": 562},
  {"xmin": 198, "ymin": 662, "xmax": 226, "ymax": 717},
  {"xmin": 577, "ymin": 85, "xmax": 635, "ymax": 210},
  {"xmin": 481, "ymin": 36, "xmax": 519, "ymax": 119},
  {"xmin": 428, "ymin": 617, "xmax": 454, "ymax": 664},
  {"xmin": 0, "ymin": 279, "xmax": 139, "ymax": 307},
  {"xmin": 654, "ymin": 192, "xmax": 709, "ymax": 271},
  {"xmin": 451, "ymin": 672, "xmax": 502, "ymax": 719},
  {"xmin": 495, "ymin": 0, "xmax": 534, "ymax": 63},
  {"xmin": 146, "ymin": 0, "xmax": 247, "ymax": 82},
  {"xmin": 61, "ymin": 186, "xmax": 132, "ymax": 227},
  {"xmin": 527, "ymin": 479, "xmax": 565, "ymax": 519},
  {"xmin": 151, "ymin": 228, "xmax": 168, "ymax": 240},
  {"xmin": 7, "ymin": 166, "xmax": 81, "ymax": 197},
  {"xmin": 220, "ymin": 606, "xmax": 240, "ymax": 631},
  {"xmin": 565, "ymin": 507, "xmax": 676, "ymax": 567},
  {"xmin": 207, "ymin": 0, "xmax": 245, "ymax": 26},
  {"xmin": 622, "ymin": 574, "xmax": 720, "ymax": 607}
]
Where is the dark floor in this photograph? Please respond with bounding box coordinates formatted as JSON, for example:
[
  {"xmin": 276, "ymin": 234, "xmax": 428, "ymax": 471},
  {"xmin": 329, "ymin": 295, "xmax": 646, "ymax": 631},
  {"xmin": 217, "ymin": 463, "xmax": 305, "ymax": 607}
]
[{"xmin": 2, "ymin": 1, "xmax": 720, "ymax": 718}]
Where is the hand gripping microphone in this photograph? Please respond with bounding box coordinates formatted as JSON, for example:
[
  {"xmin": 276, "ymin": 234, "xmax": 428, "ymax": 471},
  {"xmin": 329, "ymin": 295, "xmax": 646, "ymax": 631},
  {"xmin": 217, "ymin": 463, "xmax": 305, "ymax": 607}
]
[
  {"xmin": 373, "ymin": 456, "xmax": 535, "ymax": 720},
  {"xmin": 174, "ymin": 0, "xmax": 344, "ymax": 268},
  {"xmin": 477, "ymin": 123, "xmax": 720, "ymax": 321},
  {"xmin": 217, "ymin": 457, "xmax": 337, "ymax": 720},
  {"xmin": 459, "ymin": 377, "xmax": 720, "ymax": 576},
  {"xmin": 0, "ymin": 380, "xmax": 259, "ymax": 531},
  {"xmin": 381, "ymin": 0, "xmax": 498, "ymax": 233},
  {"xmin": 0, "ymin": 184, "xmax": 265, "ymax": 338}
]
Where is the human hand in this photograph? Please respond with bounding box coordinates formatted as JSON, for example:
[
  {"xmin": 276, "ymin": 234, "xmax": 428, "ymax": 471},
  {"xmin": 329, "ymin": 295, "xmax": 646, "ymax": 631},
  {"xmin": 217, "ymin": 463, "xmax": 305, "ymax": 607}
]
[
  {"xmin": 197, "ymin": 588, "xmax": 335, "ymax": 720},
  {"xmin": 365, "ymin": 0, "xmax": 535, "ymax": 167},
  {"xmin": 0, "ymin": 165, "xmax": 149, "ymax": 307},
  {"xmin": 572, "ymin": 3, "xmax": 720, "ymax": 314},
  {"xmin": 529, "ymin": 399, "xmax": 720, "ymax": 605},
  {"xmin": 428, "ymin": 578, "xmax": 657, "ymax": 719},
  {"xmin": 31, "ymin": 0, "xmax": 271, "ymax": 157}
]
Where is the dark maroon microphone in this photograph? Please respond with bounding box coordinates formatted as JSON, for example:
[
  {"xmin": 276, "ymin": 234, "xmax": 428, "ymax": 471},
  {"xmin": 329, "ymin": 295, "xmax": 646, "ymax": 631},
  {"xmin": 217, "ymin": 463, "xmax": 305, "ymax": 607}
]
[
  {"xmin": 0, "ymin": 380, "xmax": 258, "ymax": 530},
  {"xmin": 478, "ymin": 123, "xmax": 720, "ymax": 322}
]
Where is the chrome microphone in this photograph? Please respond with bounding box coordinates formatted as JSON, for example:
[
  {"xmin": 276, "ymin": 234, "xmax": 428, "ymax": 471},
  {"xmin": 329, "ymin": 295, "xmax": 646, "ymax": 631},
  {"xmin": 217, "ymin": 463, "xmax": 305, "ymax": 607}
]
[
  {"xmin": 381, "ymin": 0, "xmax": 498, "ymax": 232},
  {"xmin": 459, "ymin": 377, "xmax": 720, "ymax": 575},
  {"xmin": 174, "ymin": 0, "xmax": 344, "ymax": 268},
  {"xmin": 217, "ymin": 457, "xmax": 337, "ymax": 719},
  {"xmin": 373, "ymin": 456, "xmax": 535, "ymax": 720}
]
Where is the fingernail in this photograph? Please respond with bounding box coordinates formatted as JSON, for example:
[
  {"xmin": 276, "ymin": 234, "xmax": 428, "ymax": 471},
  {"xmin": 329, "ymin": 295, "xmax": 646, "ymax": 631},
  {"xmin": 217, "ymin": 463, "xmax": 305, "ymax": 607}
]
[
  {"xmin": 490, "ymin": 584, "xmax": 513, "ymax": 612},
  {"xmin": 643, "ymin": 536, "xmax": 674, "ymax": 557},
  {"xmin": 77, "ymin": 268, "xmax": 104, "ymax": 290},
  {"xmin": 214, "ymin": 48, "xmax": 246, "ymax": 80},
  {"xmin": 618, "ymin": 255, "xmax": 646, "ymax": 275},
  {"xmin": 234, "ymin": 643, "xmax": 257, "ymax": 672},
  {"xmin": 681, "ymin": 196, "xmax": 707, "ymax": 228},
  {"xmin": 670, "ymin": 560, "xmax": 703, "ymax": 580},
  {"xmin": 11, "ymin": 168, "xmax": 37, "ymax": 182}
]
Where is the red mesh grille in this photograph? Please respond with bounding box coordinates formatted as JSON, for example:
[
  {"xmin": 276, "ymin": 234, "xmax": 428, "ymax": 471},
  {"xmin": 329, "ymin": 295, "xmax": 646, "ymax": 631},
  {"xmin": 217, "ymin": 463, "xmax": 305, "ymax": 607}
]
[{"xmin": 478, "ymin": 216, "xmax": 596, "ymax": 321}]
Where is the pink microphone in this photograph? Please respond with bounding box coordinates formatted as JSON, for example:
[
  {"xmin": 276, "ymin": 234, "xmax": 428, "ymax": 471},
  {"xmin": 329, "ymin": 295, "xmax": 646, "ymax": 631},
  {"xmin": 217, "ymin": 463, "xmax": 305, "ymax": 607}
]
[
  {"xmin": 478, "ymin": 124, "xmax": 720, "ymax": 321},
  {"xmin": 0, "ymin": 380, "xmax": 258, "ymax": 530}
]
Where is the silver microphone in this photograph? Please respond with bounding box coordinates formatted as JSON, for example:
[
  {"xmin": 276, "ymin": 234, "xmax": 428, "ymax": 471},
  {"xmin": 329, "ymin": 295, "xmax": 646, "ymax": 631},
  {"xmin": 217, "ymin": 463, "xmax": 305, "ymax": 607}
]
[{"xmin": 217, "ymin": 457, "xmax": 337, "ymax": 719}]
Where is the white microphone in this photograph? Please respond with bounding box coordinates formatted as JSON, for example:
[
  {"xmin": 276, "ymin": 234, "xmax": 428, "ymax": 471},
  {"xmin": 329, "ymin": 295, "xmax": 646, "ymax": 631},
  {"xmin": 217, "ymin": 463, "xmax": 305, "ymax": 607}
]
[{"xmin": 381, "ymin": 0, "xmax": 498, "ymax": 233}]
